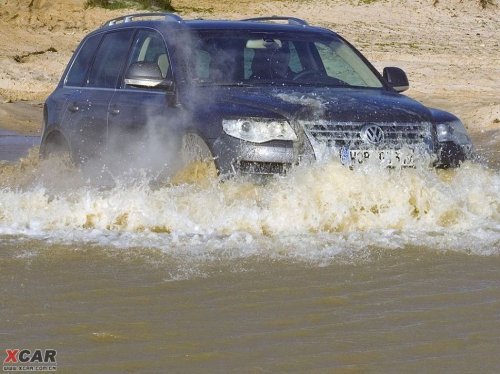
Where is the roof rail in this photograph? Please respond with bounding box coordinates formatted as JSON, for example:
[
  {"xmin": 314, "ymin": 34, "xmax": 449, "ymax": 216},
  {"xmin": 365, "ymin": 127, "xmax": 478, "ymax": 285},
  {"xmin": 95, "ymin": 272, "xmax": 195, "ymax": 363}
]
[
  {"xmin": 102, "ymin": 13, "xmax": 183, "ymax": 27},
  {"xmin": 241, "ymin": 16, "xmax": 309, "ymax": 26}
]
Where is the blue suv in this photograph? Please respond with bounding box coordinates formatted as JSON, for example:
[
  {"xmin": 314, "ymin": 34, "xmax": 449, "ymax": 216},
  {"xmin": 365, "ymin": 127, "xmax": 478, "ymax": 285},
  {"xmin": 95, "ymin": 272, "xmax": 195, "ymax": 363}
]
[{"xmin": 41, "ymin": 13, "xmax": 473, "ymax": 176}]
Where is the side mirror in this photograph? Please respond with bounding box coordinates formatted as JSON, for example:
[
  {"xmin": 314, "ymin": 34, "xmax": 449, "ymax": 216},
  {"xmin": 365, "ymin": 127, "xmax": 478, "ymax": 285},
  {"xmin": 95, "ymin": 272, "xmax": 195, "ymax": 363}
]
[
  {"xmin": 383, "ymin": 67, "xmax": 409, "ymax": 92},
  {"xmin": 124, "ymin": 62, "xmax": 174, "ymax": 90}
]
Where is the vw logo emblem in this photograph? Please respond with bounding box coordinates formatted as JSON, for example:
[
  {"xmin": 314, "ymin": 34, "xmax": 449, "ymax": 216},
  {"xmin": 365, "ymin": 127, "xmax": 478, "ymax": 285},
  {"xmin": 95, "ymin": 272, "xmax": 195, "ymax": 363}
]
[{"xmin": 361, "ymin": 124, "xmax": 384, "ymax": 145}]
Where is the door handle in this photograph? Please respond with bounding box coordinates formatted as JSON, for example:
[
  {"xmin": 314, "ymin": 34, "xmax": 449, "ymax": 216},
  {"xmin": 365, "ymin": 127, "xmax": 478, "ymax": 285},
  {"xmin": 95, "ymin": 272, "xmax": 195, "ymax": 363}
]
[
  {"xmin": 68, "ymin": 103, "xmax": 79, "ymax": 112},
  {"xmin": 109, "ymin": 106, "xmax": 120, "ymax": 116}
]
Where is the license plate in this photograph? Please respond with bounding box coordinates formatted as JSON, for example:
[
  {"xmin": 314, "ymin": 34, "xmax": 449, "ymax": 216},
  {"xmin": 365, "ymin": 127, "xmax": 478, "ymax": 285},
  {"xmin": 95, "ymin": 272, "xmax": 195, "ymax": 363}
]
[{"xmin": 343, "ymin": 148, "xmax": 415, "ymax": 167}]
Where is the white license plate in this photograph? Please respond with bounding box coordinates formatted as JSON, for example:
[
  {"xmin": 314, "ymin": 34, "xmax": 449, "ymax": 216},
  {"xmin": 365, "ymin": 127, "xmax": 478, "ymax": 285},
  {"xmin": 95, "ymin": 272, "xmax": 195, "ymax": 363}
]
[{"xmin": 345, "ymin": 149, "xmax": 415, "ymax": 166}]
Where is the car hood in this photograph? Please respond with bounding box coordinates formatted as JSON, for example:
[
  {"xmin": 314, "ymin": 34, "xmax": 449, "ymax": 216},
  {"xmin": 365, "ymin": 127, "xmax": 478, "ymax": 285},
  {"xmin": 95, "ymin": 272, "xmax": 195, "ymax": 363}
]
[{"xmin": 187, "ymin": 85, "xmax": 433, "ymax": 124}]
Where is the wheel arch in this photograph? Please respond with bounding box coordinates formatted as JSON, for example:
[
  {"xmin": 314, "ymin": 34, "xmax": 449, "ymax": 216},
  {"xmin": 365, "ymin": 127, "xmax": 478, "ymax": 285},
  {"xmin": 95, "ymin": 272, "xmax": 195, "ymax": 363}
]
[
  {"xmin": 181, "ymin": 131, "xmax": 221, "ymax": 171},
  {"xmin": 40, "ymin": 130, "xmax": 72, "ymax": 159}
]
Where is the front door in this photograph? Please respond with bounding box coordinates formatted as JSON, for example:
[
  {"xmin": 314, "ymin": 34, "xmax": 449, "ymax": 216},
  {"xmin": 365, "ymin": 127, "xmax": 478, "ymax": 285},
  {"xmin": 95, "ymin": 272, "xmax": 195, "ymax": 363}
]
[{"xmin": 108, "ymin": 29, "xmax": 179, "ymax": 174}]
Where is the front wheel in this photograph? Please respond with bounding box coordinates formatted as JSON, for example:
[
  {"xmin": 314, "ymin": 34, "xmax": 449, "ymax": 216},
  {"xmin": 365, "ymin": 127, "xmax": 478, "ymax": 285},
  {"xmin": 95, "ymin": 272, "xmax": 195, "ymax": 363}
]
[{"xmin": 172, "ymin": 133, "xmax": 218, "ymax": 185}]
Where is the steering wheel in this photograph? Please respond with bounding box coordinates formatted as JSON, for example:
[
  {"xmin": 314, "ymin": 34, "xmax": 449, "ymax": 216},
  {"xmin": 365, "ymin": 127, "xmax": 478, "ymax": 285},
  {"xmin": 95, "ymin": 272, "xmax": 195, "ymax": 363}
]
[
  {"xmin": 293, "ymin": 70, "xmax": 349, "ymax": 86},
  {"xmin": 293, "ymin": 69, "xmax": 325, "ymax": 81}
]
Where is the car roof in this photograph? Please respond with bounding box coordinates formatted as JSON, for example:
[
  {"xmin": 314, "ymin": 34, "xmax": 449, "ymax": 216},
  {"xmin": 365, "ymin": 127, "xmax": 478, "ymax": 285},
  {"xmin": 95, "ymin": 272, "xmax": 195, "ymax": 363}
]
[
  {"xmin": 184, "ymin": 19, "xmax": 332, "ymax": 33},
  {"xmin": 95, "ymin": 13, "xmax": 336, "ymax": 37}
]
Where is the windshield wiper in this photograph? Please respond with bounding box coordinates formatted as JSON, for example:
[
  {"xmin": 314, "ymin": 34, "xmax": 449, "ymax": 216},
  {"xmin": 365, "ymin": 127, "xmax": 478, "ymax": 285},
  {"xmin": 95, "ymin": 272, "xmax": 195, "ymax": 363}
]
[{"xmin": 194, "ymin": 81, "xmax": 253, "ymax": 87}]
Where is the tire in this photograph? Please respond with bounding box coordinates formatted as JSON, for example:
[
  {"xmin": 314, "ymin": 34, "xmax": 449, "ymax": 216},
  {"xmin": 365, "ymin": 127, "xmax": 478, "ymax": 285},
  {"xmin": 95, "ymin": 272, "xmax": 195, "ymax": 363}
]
[
  {"xmin": 40, "ymin": 132, "xmax": 73, "ymax": 164},
  {"xmin": 172, "ymin": 133, "xmax": 218, "ymax": 184}
]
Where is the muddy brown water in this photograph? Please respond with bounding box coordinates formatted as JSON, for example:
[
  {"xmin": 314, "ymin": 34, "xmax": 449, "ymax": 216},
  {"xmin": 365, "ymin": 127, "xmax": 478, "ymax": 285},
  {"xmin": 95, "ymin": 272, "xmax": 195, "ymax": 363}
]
[
  {"xmin": 0, "ymin": 134, "xmax": 499, "ymax": 372},
  {"xmin": 0, "ymin": 129, "xmax": 39, "ymax": 161}
]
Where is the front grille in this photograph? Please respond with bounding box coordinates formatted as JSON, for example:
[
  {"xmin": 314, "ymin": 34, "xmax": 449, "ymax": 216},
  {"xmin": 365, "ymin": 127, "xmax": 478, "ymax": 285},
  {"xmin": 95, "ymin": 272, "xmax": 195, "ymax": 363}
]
[{"xmin": 301, "ymin": 121, "xmax": 432, "ymax": 149}]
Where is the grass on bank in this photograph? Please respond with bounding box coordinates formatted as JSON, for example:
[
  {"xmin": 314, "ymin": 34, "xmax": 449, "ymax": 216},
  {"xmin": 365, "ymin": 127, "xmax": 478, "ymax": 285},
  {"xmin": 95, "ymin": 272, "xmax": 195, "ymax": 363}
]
[
  {"xmin": 85, "ymin": 0, "xmax": 175, "ymax": 11},
  {"xmin": 433, "ymin": 0, "xmax": 496, "ymax": 7},
  {"xmin": 479, "ymin": 0, "xmax": 496, "ymax": 8}
]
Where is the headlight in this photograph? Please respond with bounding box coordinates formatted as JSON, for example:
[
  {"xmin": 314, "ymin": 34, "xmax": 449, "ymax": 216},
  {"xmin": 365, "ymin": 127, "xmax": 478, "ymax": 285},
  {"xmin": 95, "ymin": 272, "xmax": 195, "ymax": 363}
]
[
  {"xmin": 222, "ymin": 118, "xmax": 297, "ymax": 143},
  {"xmin": 436, "ymin": 120, "xmax": 472, "ymax": 146}
]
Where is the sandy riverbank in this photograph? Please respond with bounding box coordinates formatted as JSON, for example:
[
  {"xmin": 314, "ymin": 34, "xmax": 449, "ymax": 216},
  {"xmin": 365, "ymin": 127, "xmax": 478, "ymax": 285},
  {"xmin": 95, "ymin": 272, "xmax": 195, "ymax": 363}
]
[{"xmin": 0, "ymin": 0, "xmax": 498, "ymax": 138}]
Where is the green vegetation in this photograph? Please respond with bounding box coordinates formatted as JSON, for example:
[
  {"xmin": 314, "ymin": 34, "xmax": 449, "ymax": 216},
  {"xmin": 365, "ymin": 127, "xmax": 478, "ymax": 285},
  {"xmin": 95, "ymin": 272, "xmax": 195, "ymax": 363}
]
[
  {"xmin": 479, "ymin": 0, "xmax": 495, "ymax": 8},
  {"xmin": 434, "ymin": 0, "xmax": 496, "ymax": 8},
  {"xmin": 85, "ymin": 0, "xmax": 175, "ymax": 11}
]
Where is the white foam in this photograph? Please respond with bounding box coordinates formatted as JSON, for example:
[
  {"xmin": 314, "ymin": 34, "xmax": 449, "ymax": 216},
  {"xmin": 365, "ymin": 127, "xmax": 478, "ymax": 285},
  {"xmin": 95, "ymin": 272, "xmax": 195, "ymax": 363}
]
[{"xmin": 0, "ymin": 159, "xmax": 498, "ymax": 261}]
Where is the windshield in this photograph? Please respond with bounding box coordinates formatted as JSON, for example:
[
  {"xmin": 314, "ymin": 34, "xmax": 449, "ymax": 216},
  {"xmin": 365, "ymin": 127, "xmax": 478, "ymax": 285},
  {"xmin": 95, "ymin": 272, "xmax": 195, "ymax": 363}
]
[{"xmin": 185, "ymin": 31, "xmax": 384, "ymax": 88}]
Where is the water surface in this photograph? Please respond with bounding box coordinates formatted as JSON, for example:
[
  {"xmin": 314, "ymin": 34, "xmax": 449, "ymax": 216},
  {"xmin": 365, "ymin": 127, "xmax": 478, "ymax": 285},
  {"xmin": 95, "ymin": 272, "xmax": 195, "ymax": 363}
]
[{"xmin": 0, "ymin": 144, "xmax": 498, "ymax": 372}]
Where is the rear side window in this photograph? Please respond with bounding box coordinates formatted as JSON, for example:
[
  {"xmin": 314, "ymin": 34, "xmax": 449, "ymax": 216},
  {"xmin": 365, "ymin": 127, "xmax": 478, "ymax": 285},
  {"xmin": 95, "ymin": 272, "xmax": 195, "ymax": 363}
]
[
  {"xmin": 87, "ymin": 30, "xmax": 134, "ymax": 88},
  {"xmin": 65, "ymin": 34, "xmax": 102, "ymax": 87}
]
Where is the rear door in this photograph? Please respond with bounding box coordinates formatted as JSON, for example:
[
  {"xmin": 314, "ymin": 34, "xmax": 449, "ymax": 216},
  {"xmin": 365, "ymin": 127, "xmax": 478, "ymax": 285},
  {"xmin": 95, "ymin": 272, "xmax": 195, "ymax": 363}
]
[
  {"xmin": 64, "ymin": 29, "xmax": 134, "ymax": 162},
  {"xmin": 57, "ymin": 33, "xmax": 102, "ymax": 159}
]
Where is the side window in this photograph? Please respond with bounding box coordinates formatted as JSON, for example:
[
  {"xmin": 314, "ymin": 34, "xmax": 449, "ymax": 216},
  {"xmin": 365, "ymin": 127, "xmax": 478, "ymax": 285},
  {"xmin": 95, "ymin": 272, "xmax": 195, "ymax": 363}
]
[
  {"xmin": 127, "ymin": 30, "xmax": 170, "ymax": 79},
  {"xmin": 65, "ymin": 34, "xmax": 102, "ymax": 87},
  {"xmin": 193, "ymin": 49, "xmax": 211, "ymax": 81},
  {"xmin": 87, "ymin": 30, "xmax": 134, "ymax": 88}
]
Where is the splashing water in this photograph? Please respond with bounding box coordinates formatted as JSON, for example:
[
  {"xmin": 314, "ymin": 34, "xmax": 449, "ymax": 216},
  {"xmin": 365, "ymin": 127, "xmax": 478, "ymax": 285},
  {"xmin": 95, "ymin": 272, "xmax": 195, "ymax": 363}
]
[{"xmin": 0, "ymin": 148, "xmax": 498, "ymax": 263}]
